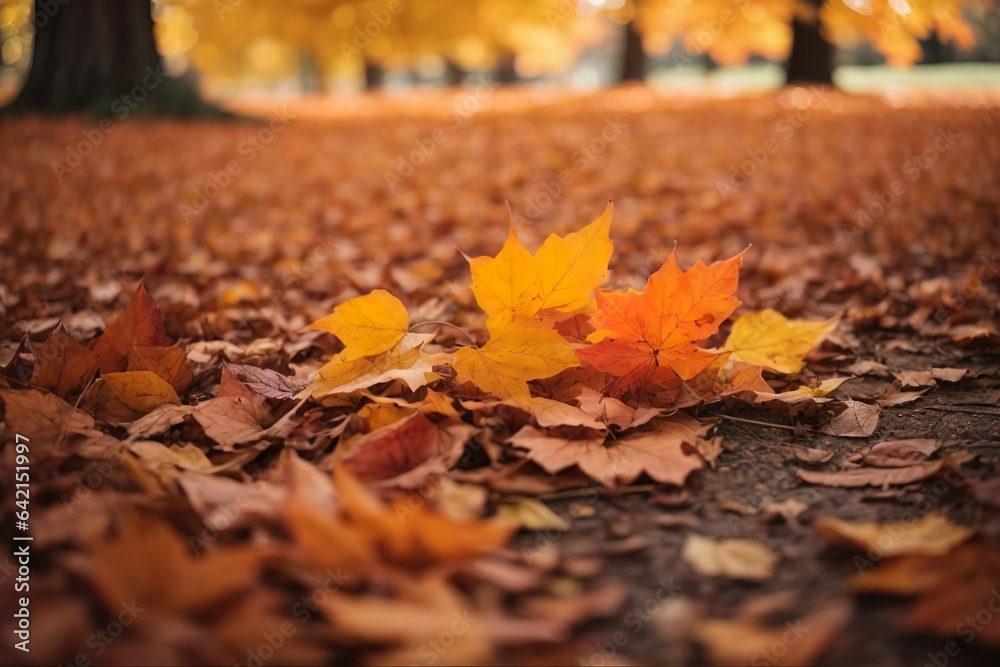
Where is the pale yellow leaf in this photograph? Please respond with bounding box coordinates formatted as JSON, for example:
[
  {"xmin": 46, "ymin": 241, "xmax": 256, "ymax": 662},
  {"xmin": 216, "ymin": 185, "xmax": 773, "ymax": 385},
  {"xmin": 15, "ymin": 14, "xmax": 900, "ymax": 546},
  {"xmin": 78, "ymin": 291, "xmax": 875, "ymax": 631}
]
[{"xmin": 724, "ymin": 309, "xmax": 839, "ymax": 373}]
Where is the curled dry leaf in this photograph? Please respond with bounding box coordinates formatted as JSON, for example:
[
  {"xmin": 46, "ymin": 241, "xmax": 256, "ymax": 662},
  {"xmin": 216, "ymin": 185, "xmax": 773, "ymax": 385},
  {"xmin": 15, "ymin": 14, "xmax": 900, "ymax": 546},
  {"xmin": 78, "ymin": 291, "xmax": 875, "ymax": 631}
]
[
  {"xmin": 796, "ymin": 459, "xmax": 945, "ymax": 488},
  {"xmin": 819, "ymin": 399, "xmax": 880, "ymax": 437},
  {"xmin": 863, "ymin": 438, "xmax": 940, "ymax": 467}
]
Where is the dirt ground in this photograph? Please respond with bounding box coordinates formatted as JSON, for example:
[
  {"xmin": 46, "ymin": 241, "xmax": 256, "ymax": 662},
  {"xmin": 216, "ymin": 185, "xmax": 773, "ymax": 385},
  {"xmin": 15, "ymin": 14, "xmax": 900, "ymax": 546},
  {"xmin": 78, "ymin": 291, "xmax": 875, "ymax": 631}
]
[{"xmin": 2, "ymin": 88, "xmax": 999, "ymax": 666}]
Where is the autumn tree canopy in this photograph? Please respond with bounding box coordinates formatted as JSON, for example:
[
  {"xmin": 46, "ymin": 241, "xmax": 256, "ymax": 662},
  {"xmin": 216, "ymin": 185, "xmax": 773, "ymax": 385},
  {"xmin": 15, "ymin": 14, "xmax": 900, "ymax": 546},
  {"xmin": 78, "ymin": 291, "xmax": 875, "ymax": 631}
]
[{"xmin": 0, "ymin": 0, "xmax": 985, "ymax": 108}]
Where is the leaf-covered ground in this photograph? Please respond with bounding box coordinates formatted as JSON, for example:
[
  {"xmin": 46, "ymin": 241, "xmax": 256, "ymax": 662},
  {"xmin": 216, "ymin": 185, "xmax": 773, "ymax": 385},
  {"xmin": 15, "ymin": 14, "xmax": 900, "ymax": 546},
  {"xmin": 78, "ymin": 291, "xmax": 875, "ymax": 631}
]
[{"xmin": 2, "ymin": 87, "xmax": 999, "ymax": 666}]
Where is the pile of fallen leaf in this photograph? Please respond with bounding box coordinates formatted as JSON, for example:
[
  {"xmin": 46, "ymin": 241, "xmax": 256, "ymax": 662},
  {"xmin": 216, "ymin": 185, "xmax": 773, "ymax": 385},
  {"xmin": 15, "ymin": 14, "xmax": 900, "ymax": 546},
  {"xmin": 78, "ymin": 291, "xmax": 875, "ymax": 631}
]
[{"xmin": 1, "ymin": 87, "xmax": 999, "ymax": 666}]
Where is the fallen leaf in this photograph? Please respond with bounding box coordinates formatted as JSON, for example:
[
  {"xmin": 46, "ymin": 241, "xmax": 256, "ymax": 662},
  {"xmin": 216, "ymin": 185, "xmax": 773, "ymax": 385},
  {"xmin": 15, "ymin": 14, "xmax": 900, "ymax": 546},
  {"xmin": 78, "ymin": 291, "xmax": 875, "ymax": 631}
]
[
  {"xmin": 863, "ymin": 438, "xmax": 940, "ymax": 467},
  {"xmin": 848, "ymin": 542, "xmax": 1000, "ymax": 646},
  {"xmin": 894, "ymin": 369, "xmax": 937, "ymax": 388},
  {"xmin": 0, "ymin": 387, "xmax": 101, "ymax": 443},
  {"xmin": 87, "ymin": 509, "xmax": 264, "ymax": 615},
  {"xmin": 28, "ymin": 328, "xmax": 100, "ymax": 399},
  {"xmin": 694, "ymin": 600, "xmax": 851, "ymax": 665},
  {"xmin": 91, "ymin": 284, "xmax": 171, "ymax": 373},
  {"xmin": 467, "ymin": 203, "xmax": 613, "ymax": 334},
  {"xmin": 454, "ymin": 317, "xmax": 579, "ymax": 400},
  {"xmin": 815, "ymin": 512, "xmax": 974, "ymax": 556},
  {"xmin": 797, "ymin": 460, "xmax": 944, "ymax": 488},
  {"xmin": 192, "ymin": 396, "xmax": 268, "ymax": 449},
  {"xmin": 306, "ymin": 289, "xmax": 411, "ymax": 361},
  {"xmin": 931, "ymin": 367, "xmax": 968, "ymax": 383},
  {"xmin": 508, "ymin": 412, "xmax": 709, "ymax": 487},
  {"xmin": 127, "ymin": 345, "xmax": 193, "ymax": 393},
  {"xmin": 103, "ymin": 370, "xmax": 181, "ymax": 412},
  {"xmin": 340, "ymin": 413, "xmax": 470, "ymax": 486},
  {"xmin": 579, "ymin": 248, "xmax": 745, "ymax": 395},
  {"xmin": 125, "ymin": 404, "xmax": 195, "ymax": 439},
  {"xmin": 819, "ymin": 400, "xmax": 880, "ymax": 437},
  {"xmin": 682, "ymin": 533, "xmax": 779, "ymax": 581},
  {"xmin": 724, "ymin": 309, "xmax": 839, "ymax": 373},
  {"xmin": 496, "ymin": 496, "xmax": 571, "ymax": 531}
]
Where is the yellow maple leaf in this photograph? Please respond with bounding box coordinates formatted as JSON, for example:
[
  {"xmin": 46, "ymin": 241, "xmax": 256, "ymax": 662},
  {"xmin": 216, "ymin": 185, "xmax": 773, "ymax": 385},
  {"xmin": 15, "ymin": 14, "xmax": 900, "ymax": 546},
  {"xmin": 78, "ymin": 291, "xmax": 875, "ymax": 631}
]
[
  {"xmin": 467, "ymin": 228, "xmax": 538, "ymax": 334},
  {"xmin": 534, "ymin": 202, "xmax": 614, "ymax": 314},
  {"xmin": 467, "ymin": 203, "xmax": 613, "ymax": 334},
  {"xmin": 453, "ymin": 318, "xmax": 580, "ymax": 400},
  {"xmin": 723, "ymin": 309, "xmax": 840, "ymax": 374},
  {"xmin": 306, "ymin": 289, "xmax": 410, "ymax": 361},
  {"xmin": 103, "ymin": 370, "xmax": 181, "ymax": 412}
]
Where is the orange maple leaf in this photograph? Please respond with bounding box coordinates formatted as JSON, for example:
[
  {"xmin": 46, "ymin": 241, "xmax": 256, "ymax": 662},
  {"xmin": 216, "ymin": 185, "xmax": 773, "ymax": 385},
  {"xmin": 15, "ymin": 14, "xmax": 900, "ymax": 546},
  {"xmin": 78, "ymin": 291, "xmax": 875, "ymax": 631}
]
[{"xmin": 578, "ymin": 248, "xmax": 746, "ymax": 396}]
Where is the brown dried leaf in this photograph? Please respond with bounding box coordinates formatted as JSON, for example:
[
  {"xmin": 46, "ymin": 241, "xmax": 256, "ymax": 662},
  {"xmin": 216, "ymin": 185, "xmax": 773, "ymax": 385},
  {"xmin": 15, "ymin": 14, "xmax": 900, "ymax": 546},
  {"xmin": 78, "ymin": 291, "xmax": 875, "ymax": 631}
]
[{"xmin": 91, "ymin": 284, "xmax": 171, "ymax": 373}]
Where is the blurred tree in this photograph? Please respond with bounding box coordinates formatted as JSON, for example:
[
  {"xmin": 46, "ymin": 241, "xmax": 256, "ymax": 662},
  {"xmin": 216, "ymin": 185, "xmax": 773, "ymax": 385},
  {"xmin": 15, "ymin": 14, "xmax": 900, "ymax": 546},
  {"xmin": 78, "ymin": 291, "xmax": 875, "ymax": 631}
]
[
  {"xmin": 7, "ymin": 0, "xmax": 161, "ymax": 111},
  {"xmin": 621, "ymin": 19, "xmax": 646, "ymax": 81},
  {"xmin": 620, "ymin": 0, "xmax": 978, "ymax": 83},
  {"xmin": 157, "ymin": 0, "xmax": 605, "ymax": 89},
  {"xmin": 787, "ymin": 0, "xmax": 832, "ymax": 82},
  {"xmin": 2, "ymin": 0, "xmax": 224, "ymax": 114},
  {"xmin": 821, "ymin": 0, "xmax": 976, "ymax": 69}
]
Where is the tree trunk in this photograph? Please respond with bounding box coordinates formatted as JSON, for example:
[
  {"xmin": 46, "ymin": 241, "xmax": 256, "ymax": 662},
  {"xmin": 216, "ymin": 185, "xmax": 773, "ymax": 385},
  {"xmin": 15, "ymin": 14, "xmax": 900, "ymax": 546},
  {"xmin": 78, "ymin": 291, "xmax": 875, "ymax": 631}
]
[
  {"xmin": 364, "ymin": 60, "xmax": 384, "ymax": 91},
  {"xmin": 620, "ymin": 21, "xmax": 646, "ymax": 83},
  {"xmin": 785, "ymin": 10, "xmax": 834, "ymax": 85},
  {"xmin": 9, "ymin": 0, "xmax": 160, "ymax": 112},
  {"xmin": 494, "ymin": 50, "xmax": 518, "ymax": 85},
  {"xmin": 444, "ymin": 59, "xmax": 465, "ymax": 87},
  {"xmin": 920, "ymin": 34, "xmax": 952, "ymax": 64},
  {"xmin": 299, "ymin": 50, "xmax": 327, "ymax": 94}
]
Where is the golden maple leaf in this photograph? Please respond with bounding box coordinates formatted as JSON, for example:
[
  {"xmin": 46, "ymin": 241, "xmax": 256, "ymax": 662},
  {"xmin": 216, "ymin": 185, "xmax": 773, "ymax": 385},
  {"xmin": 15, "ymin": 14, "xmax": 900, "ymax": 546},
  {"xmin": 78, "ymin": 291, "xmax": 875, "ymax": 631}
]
[
  {"xmin": 306, "ymin": 289, "xmax": 411, "ymax": 361},
  {"xmin": 453, "ymin": 317, "xmax": 579, "ymax": 401},
  {"xmin": 723, "ymin": 308, "xmax": 840, "ymax": 374},
  {"xmin": 467, "ymin": 202, "xmax": 613, "ymax": 335}
]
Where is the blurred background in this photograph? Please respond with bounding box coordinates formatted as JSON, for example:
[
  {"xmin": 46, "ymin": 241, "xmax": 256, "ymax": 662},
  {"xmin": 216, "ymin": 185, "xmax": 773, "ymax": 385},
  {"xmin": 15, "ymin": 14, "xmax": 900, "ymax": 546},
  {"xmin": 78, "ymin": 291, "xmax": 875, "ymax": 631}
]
[{"xmin": 1, "ymin": 0, "xmax": 999, "ymax": 111}]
